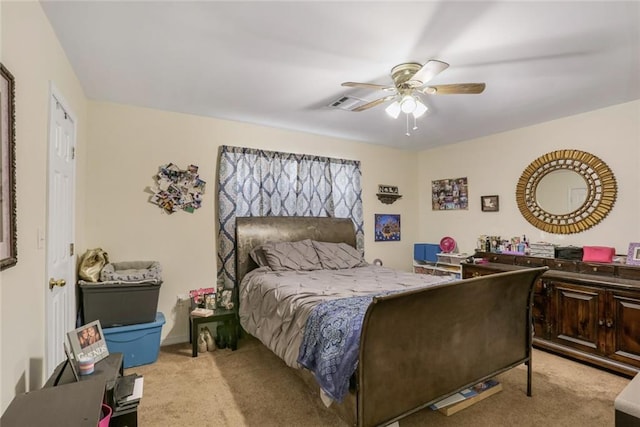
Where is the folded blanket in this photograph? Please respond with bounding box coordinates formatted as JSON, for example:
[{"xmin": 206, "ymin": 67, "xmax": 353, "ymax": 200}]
[{"xmin": 297, "ymin": 295, "xmax": 375, "ymax": 402}]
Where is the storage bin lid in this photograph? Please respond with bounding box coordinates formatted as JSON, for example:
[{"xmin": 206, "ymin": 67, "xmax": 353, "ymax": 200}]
[{"xmin": 102, "ymin": 312, "xmax": 165, "ymax": 333}]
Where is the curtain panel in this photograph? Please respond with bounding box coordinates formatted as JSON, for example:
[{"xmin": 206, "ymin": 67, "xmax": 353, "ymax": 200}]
[{"xmin": 217, "ymin": 145, "xmax": 363, "ymax": 287}]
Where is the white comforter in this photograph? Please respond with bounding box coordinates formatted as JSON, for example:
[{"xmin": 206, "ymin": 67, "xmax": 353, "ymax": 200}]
[{"xmin": 239, "ymin": 265, "xmax": 453, "ymax": 368}]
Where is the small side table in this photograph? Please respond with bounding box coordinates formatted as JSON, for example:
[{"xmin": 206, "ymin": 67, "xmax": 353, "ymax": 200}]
[{"xmin": 189, "ymin": 306, "xmax": 238, "ymax": 357}]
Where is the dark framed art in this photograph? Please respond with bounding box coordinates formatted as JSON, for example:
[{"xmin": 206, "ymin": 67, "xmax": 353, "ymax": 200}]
[
  {"xmin": 374, "ymin": 214, "xmax": 401, "ymax": 242},
  {"xmin": 481, "ymin": 195, "xmax": 499, "ymax": 212},
  {"xmin": 0, "ymin": 63, "xmax": 17, "ymax": 270}
]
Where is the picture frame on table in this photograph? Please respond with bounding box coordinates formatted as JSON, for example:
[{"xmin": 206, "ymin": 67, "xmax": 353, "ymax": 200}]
[
  {"xmin": 203, "ymin": 293, "xmax": 217, "ymax": 310},
  {"xmin": 626, "ymin": 243, "xmax": 640, "ymax": 266},
  {"xmin": 66, "ymin": 320, "xmax": 109, "ymax": 364},
  {"xmin": 0, "ymin": 63, "xmax": 17, "ymax": 271},
  {"xmin": 481, "ymin": 195, "xmax": 499, "ymax": 212}
]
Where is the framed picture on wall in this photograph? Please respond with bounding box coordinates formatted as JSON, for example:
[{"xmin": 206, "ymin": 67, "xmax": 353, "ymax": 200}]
[
  {"xmin": 0, "ymin": 63, "xmax": 17, "ymax": 270},
  {"xmin": 432, "ymin": 177, "xmax": 468, "ymax": 210},
  {"xmin": 481, "ymin": 195, "xmax": 499, "ymax": 212},
  {"xmin": 374, "ymin": 214, "xmax": 401, "ymax": 242}
]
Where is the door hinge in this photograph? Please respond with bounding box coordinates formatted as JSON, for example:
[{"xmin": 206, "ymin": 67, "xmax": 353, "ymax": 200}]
[
  {"xmin": 72, "ymin": 146, "xmax": 75, "ymax": 159},
  {"xmin": 70, "ymin": 243, "xmax": 74, "ymax": 256}
]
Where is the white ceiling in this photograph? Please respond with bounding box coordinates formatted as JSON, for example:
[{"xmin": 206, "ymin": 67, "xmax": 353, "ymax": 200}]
[{"xmin": 40, "ymin": 1, "xmax": 640, "ymax": 151}]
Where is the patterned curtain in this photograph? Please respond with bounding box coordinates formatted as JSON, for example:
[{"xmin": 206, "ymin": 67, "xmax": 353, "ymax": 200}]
[{"xmin": 217, "ymin": 145, "xmax": 363, "ymax": 287}]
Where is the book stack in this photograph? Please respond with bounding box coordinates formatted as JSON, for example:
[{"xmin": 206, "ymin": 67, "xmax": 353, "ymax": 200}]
[
  {"xmin": 114, "ymin": 373, "xmax": 144, "ymax": 413},
  {"xmin": 430, "ymin": 379, "xmax": 502, "ymax": 416},
  {"xmin": 191, "ymin": 307, "xmax": 214, "ymax": 317}
]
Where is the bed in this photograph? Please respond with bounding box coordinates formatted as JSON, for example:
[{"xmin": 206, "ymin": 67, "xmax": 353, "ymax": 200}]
[{"xmin": 235, "ymin": 216, "xmax": 547, "ymax": 427}]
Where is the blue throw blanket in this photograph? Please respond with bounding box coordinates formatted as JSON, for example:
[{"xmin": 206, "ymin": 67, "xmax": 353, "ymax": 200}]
[{"xmin": 297, "ymin": 295, "xmax": 375, "ymax": 402}]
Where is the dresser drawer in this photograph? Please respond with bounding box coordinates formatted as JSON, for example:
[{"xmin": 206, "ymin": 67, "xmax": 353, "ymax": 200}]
[
  {"xmin": 462, "ymin": 265, "xmax": 495, "ymax": 279},
  {"xmin": 578, "ymin": 262, "xmax": 616, "ymax": 276},
  {"xmin": 617, "ymin": 265, "xmax": 640, "ymax": 280},
  {"xmin": 547, "ymin": 259, "xmax": 577, "ymax": 272},
  {"xmin": 484, "ymin": 253, "xmax": 516, "ymax": 264},
  {"xmin": 515, "ymin": 256, "xmax": 547, "ymax": 267}
]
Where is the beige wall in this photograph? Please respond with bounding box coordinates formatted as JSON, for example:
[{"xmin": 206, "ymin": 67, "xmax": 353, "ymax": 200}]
[
  {"xmin": 418, "ymin": 100, "xmax": 640, "ymax": 255},
  {"xmin": 0, "ymin": 1, "xmax": 88, "ymax": 412},
  {"xmin": 85, "ymin": 101, "xmax": 420, "ymax": 346},
  {"xmin": 1, "ymin": 0, "xmax": 639, "ymax": 415}
]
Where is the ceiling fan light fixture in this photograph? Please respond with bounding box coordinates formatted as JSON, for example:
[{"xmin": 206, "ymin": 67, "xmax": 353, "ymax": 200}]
[
  {"xmin": 400, "ymin": 95, "xmax": 417, "ymax": 114},
  {"xmin": 385, "ymin": 101, "xmax": 401, "ymax": 119},
  {"xmin": 413, "ymin": 100, "xmax": 428, "ymax": 118}
]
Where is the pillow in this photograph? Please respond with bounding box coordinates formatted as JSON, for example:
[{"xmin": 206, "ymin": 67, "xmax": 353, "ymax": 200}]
[
  {"xmin": 249, "ymin": 246, "xmax": 270, "ymax": 268},
  {"xmin": 312, "ymin": 240, "xmax": 367, "ymax": 269},
  {"xmin": 261, "ymin": 239, "xmax": 322, "ymax": 271}
]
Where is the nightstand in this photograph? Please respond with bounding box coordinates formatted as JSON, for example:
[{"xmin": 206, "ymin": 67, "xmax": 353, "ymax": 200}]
[{"xmin": 189, "ymin": 305, "xmax": 238, "ymax": 357}]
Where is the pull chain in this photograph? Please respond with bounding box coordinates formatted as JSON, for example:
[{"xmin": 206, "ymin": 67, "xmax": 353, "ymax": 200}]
[{"xmin": 405, "ymin": 113, "xmax": 410, "ymax": 136}]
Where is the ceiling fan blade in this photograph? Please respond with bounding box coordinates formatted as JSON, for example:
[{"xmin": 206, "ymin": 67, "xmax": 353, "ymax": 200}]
[
  {"xmin": 342, "ymin": 82, "xmax": 395, "ymax": 91},
  {"xmin": 352, "ymin": 95, "xmax": 396, "ymax": 112},
  {"xmin": 422, "ymin": 83, "xmax": 486, "ymax": 95},
  {"xmin": 407, "ymin": 60, "xmax": 449, "ymax": 86}
]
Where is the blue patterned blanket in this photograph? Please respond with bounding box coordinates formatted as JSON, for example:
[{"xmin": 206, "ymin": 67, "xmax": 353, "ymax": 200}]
[{"xmin": 297, "ymin": 295, "xmax": 376, "ymax": 402}]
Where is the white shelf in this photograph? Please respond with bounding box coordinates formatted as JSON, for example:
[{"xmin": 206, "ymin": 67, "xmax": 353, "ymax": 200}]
[{"xmin": 413, "ymin": 260, "xmax": 462, "ymax": 278}]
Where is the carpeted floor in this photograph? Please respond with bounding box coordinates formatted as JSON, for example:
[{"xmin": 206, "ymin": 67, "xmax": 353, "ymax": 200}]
[{"xmin": 127, "ymin": 335, "xmax": 630, "ymax": 426}]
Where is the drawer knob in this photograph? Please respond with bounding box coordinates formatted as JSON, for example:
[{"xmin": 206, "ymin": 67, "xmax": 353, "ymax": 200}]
[
  {"xmin": 556, "ymin": 263, "xmax": 562, "ymax": 268},
  {"xmin": 526, "ymin": 260, "xmax": 531, "ymax": 264},
  {"xmin": 592, "ymin": 267, "xmax": 598, "ymax": 272},
  {"xmin": 598, "ymin": 319, "xmax": 604, "ymax": 326}
]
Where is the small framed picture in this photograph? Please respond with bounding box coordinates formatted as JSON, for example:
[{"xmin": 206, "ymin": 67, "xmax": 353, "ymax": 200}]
[
  {"xmin": 626, "ymin": 243, "xmax": 640, "ymax": 265},
  {"xmin": 203, "ymin": 293, "xmax": 217, "ymax": 310},
  {"xmin": 374, "ymin": 214, "xmax": 401, "ymax": 242},
  {"xmin": 67, "ymin": 320, "xmax": 109, "ymax": 364},
  {"xmin": 481, "ymin": 195, "xmax": 499, "ymax": 212}
]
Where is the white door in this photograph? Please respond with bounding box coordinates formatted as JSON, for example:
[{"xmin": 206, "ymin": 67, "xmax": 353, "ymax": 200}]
[{"xmin": 45, "ymin": 88, "xmax": 76, "ymax": 377}]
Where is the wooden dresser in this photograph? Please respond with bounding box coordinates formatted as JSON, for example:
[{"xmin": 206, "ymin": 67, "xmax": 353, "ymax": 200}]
[{"xmin": 462, "ymin": 252, "xmax": 640, "ymax": 377}]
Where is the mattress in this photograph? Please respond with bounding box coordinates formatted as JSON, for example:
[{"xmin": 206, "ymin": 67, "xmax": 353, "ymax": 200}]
[{"xmin": 239, "ymin": 265, "xmax": 453, "ymax": 368}]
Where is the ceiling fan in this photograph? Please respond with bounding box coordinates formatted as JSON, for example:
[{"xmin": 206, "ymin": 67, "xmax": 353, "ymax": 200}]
[{"xmin": 341, "ymin": 60, "xmax": 485, "ymax": 128}]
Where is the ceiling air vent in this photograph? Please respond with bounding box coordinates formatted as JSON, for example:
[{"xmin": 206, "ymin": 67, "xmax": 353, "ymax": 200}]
[{"xmin": 327, "ymin": 96, "xmax": 367, "ymax": 111}]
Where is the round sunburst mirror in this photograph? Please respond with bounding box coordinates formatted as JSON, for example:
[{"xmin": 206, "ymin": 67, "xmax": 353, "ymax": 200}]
[{"xmin": 515, "ymin": 150, "xmax": 617, "ymax": 234}]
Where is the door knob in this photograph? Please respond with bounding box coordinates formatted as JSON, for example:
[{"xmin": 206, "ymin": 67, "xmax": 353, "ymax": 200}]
[{"xmin": 49, "ymin": 278, "xmax": 66, "ymax": 290}]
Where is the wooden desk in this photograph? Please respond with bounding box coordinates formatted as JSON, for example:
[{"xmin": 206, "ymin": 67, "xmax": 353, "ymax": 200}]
[
  {"xmin": 1, "ymin": 378, "xmax": 106, "ymax": 427},
  {"xmin": 45, "ymin": 352, "xmax": 123, "ymax": 389},
  {"xmin": 43, "ymin": 352, "xmax": 138, "ymax": 427}
]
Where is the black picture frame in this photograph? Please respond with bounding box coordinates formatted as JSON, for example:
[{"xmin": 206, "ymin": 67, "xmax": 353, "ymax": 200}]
[
  {"xmin": 0, "ymin": 63, "xmax": 16, "ymax": 270},
  {"xmin": 481, "ymin": 195, "xmax": 499, "ymax": 212}
]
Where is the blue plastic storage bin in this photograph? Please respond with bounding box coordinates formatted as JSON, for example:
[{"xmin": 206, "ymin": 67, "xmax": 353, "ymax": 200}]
[
  {"xmin": 414, "ymin": 243, "xmax": 440, "ymax": 262},
  {"xmin": 103, "ymin": 312, "xmax": 165, "ymax": 368}
]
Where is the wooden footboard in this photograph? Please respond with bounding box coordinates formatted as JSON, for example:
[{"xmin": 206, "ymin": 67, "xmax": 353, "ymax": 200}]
[{"xmin": 357, "ymin": 267, "xmax": 547, "ymax": 427}]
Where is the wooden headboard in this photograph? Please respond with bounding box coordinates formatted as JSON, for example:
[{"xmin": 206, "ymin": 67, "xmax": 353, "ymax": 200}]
[{"xmin": 235, "ymin": 216, "xmax": 357, "ymax": 286}]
